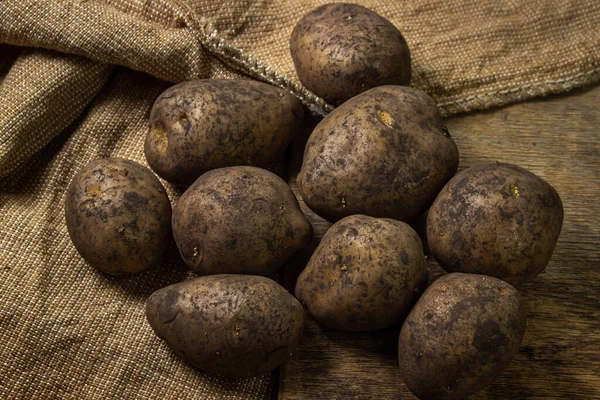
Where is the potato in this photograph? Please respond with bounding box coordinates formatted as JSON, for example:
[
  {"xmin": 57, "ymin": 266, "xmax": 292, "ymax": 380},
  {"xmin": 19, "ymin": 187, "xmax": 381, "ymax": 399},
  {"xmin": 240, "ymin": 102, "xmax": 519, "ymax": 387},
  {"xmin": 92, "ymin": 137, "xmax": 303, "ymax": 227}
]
[
  {"xmin": 145, "ymin": 79, "xmax": 303, "ymax": 186},
  {"xmin": 172, "ymin": 166, "xmax": 312, "ymax": 275},
  {"xmin": 398, "ymin": 273, "xmax": 527, "ymax": 400},
  {"xmin": 145, "ymin": 274, "xmax": 304, "ymax": 378},
  {"xmin": 295, "ymin": 215, "xmax": 428, "ymax": 331},
  {"xmin": 427, "ymin": 163, "xmax": 564, "ymax": 285},
  {"xmin": 291, "ymin": 3, "xmax": 411, "ymax": 106},
  {"xmin": 297, "ymin": 86, "xmax": 458, "ymax": 222},
  {"xmin": 65, "ymin": 158, "xmax": 171, "ymax": 275}
]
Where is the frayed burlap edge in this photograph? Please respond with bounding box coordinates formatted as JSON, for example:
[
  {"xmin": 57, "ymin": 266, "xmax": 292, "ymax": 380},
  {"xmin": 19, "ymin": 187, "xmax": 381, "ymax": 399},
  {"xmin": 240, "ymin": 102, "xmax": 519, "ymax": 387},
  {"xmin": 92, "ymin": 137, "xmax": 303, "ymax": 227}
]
[
  {"xmin": 166, "ymin": 0, "xmax": 334, "ymax": 116},
  {"xmin": 438, "ymin": 68, "xmax": 600, "ymax": 116},
  {"xmin": 168, "ymin": 1, "xmax": 600, "ymax": 117},
  {"xmin": 1, "ymin": 1, "xmax": 598, "ymax": 117}
]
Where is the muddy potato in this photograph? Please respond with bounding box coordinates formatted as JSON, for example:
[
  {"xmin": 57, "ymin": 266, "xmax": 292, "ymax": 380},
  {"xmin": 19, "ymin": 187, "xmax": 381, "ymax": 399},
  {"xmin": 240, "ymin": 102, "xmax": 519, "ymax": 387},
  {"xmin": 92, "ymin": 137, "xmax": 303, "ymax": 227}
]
[
  {"xmin": 145, "ymin": 79, "xmax": 303, "ymax": 186},
  {"xmin": 297, "ymin": 86, "xmax": 459, "ymax": 222},
  {"xmin": 65, "ymin": 158, "xmax": 171, "ymax": 275},
  {"xmin": 427, "ymin": 163, "xmax": 564, "ymax": 284},
  {"xmin": 399, "ymin": 273, "xmax": 527, "ymax": 400},
  {"xmin": 295, "ymin": 215, "xmax": 428, "ymax": 331},
  {"xmin": 146, "ymin": 275, "xmax": 304, "ymax": 377},
  {"xmin": 291, "ymin": 3, "xmax": 411, "ymax": 106},
  {"xmin": 172, "ymin": 166, "xmax": 312, "ymax": 275}
]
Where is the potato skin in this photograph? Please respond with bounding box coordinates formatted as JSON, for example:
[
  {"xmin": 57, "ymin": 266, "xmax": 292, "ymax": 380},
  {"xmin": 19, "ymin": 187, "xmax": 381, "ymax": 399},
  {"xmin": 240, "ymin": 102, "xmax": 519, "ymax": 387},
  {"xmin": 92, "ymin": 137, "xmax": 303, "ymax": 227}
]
[
  {"xmin": 427, "ymin": 163, "xmax": 564, "ymax": 284},
  {"xmin": 145, "ymin": 275, "xmax": 305, "ymax": 378},
  {"xmin": 295, "ymin": 215, "xmax": 428, "ymax": 331},
  {"xmin": 398, "ymin": 273, "xmax": 527, "ymax": 400},
  {"xmin": 64, "ymin": 158, "xmax": 171, "ymax": 275},
  {"xmin": 145, "ymin": 79, "xmax": 303, "ymax": 186},
  {"xmin": 172, "ymin": 166, "xmax": 312, "ymax": 275},
  {"xmin": 291, "ymin": 3, "xmax": 411, "ymax": 106},
  {"xmin": 297, "ymin": 86, "xmax": 458, "ymax": 222}
]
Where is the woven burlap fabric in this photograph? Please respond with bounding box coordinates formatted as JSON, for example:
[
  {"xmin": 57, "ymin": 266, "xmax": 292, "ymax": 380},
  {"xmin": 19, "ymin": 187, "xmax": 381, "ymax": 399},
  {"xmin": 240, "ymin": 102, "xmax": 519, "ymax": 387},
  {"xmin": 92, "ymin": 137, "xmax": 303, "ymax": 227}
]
[
  {"xmin": 0, "ymin": 50, "xmax": 114, "ymax": 177},
  {"xmin": 1, "ymin": 0, "xmax": 600, "ymax": 399},
  {"xmin": 1, "ymin": 0, "xmax": 600, "ymax": 178},
  {"xmin": 0, "ymin": 67, "xmax": 274, "ymax": 400}
]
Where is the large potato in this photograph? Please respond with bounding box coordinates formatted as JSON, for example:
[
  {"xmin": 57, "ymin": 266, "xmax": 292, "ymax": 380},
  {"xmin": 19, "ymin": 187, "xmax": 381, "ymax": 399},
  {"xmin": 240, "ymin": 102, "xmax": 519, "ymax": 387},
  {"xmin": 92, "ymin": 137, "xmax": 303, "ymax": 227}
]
[
  {"xmin": 172, "ymin": 166, "xmax": 312, "ymax": 276},
  {"xmin": 298, "ymin": 86, "xmax": 459, "ymax": 222},
  {"xmin": 145, "ymin": 79, "xmax": 303, "ymax": 186},
  {"xmin": 146, "ymin": 275, "xmax": 305, "ymax": 378},
  {"xmin": 427, "ymin": 163, "xmax": 564, "ymax": 284},
  {"xmin": 65, "ymin": 158, "xmax": 171, "ymax": 275},
  {"xmin": 398, "ymin": 273, "xmax": 527, "ymax": 400},
  {"xmin": 291, "ymin": 3, "xmax": 411, "ymax": 106},
  {"xmin": 295, "ymin": 215, "xmax": 427, "ymax": 331}
]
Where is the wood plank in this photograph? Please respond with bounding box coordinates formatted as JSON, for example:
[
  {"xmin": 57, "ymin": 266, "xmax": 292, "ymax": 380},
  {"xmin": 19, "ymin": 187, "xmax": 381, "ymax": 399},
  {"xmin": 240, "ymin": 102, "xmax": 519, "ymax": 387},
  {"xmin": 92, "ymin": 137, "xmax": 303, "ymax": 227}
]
[{"xmin": 279, "ymin": 86, "xmax": 600, "ymax": 400}]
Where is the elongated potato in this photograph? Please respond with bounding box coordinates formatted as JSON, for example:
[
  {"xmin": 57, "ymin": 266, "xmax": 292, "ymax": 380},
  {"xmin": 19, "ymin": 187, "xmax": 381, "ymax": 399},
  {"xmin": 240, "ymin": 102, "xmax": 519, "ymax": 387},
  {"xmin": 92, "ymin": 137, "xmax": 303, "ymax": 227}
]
[
  {"xmin": 298, "ymin": 85, "xmax": 458, "ymax": 222},
  {"xmin": 145, "ymin": 79, "xmax": 303, "ymax": 185},
  {"xmin": 146, "ymin": 275, "xmax": 305, "ymax": 378}
]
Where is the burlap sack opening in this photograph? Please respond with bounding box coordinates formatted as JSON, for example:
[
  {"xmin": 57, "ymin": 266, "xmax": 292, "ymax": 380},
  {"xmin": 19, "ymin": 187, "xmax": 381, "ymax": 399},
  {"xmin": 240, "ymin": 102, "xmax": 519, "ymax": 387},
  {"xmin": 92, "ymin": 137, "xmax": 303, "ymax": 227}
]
[{"xmin": 1, "ymin": 1, "xmax": 599, "ymax": 399}]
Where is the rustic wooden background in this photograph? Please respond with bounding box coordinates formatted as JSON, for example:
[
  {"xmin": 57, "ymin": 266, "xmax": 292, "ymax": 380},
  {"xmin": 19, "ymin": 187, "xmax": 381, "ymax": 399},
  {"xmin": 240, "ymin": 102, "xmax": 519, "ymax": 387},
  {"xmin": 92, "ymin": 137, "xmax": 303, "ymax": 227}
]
[{"xmin": 278, "ymin": 85, "xmax": 600, "ymax": 399}]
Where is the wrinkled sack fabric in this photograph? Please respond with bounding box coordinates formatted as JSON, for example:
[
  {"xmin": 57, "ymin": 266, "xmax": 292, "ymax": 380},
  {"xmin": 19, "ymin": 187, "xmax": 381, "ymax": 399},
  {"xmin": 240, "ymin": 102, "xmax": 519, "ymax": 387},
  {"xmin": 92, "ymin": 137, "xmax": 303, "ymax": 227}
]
[{"xmin": 0, "ymin": 0, "xmax": 599, "ymax": 399}]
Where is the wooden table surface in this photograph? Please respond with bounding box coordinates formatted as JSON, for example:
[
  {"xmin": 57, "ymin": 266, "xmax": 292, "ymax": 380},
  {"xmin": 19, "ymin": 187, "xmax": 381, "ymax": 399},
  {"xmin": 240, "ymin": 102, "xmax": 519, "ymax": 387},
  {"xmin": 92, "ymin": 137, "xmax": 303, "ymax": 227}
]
[{"xmin": 278, "ymin": 85, "xmax": 600, "ymax": 400}]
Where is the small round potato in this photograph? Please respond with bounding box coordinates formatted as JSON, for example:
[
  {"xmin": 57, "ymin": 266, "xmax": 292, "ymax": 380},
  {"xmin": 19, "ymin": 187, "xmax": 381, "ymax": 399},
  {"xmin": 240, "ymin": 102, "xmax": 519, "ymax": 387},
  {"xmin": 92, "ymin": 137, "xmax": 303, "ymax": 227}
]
[
  {"xmin": 298, "ymin": 85, "xmax": 459, "ymax": 222},
  {"xmin": 427, "ymin": 163, "xmax": 564, "ymax": 284},
  {"xmin": 295, "ymin": 215, "xmax": 428, "ymax": 331},
  {"xmin": 172, "ymin": 166, "xmax": 313, "ymax": 276},
  {"xmin": 65, "ymin": 158, "xmax": 171, "ymax": 275},
  {"xmin": 146, "ymin": 274, "xmax": 305, "ymax": 378},
  {"xmin": 145, "ymin": 79, "xmax": 304, "ymax": 186},
  {"xmin": 291, "ymin": 3, "xmax": 411, "ymax": 106},
  {"xmin": 398, "ymin": 273, "xmax": 527, "ymax": 400}
]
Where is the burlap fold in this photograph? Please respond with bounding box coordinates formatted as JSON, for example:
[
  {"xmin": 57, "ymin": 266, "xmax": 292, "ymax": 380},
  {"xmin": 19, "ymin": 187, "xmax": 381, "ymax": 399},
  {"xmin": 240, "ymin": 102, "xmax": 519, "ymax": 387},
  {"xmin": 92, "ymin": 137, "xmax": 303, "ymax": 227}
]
[
  {"xmin": 1, "ymin": 0, "xmax": 599, "ymax": 399},
  {"xmin": 0, "ymin": 67, "xmax": 273, "ymax": 400},
  {"xmin": 0, "ymin": 50, "xmax": 113, "ymax": 178}
]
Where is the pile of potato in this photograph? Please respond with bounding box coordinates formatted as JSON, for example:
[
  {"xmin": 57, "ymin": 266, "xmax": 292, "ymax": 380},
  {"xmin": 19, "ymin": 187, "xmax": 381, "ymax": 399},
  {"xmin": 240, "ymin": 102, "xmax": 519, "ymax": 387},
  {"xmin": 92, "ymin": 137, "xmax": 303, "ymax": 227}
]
[{"xmin": 64, "ymin": 3, "xmax": 564, "ymax": 399}]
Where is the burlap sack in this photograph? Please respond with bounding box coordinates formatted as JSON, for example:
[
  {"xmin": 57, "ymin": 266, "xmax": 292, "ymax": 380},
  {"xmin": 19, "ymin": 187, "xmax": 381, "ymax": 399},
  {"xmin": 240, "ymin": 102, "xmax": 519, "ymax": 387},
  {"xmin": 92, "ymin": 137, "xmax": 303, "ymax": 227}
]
[{"xmin": 0, "ymin": 1, "xmax": 599, "ymax": 399}]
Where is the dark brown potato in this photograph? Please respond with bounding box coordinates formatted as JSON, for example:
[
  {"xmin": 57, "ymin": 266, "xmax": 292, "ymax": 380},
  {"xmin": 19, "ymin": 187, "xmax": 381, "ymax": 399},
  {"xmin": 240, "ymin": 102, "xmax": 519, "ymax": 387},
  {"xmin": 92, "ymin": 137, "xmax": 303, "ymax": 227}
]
[
  {"xmin": 172, "ymin": 166, "xmax": 312, "ymax": 275},
  {"xmin": 295, "ymin": 215, "xmax": 428, "ymax": 331},
  {"xmin": 65, "ymin": 158, "xmax": 171, "ymax": 275},
  {"xmin": 427, "ymin": 163, "xmax": 564, "ymax": 285},
  {"xmin": 291, "ymin": 3, "xmax": 411, "ymax": 106},
  {"xmin": 146, "ymin": 275, "xmax": 305, "ymax": 378},
  {"xmin": 297, "ymin": 85, "xmax": 459, "ymax": 222},
  {"xmin": 145, "ymin": 79, "xmax": 304, "ymax": 186},
  {"xmin": 398, "ymin": 273, "xmax": 527, "ymax": 400}
]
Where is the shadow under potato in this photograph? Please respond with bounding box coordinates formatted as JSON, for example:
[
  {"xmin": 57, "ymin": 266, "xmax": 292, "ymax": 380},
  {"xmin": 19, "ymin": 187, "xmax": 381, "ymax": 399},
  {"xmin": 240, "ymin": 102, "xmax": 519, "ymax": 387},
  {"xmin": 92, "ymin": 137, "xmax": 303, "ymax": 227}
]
[
  {"xmin": 282, "ymin": 316, "xmax": 410, "ymax": 400},
  {"xmin": 303, "ymin": 316, "xmax": 403, "ymax": 365},
  {"xmin": 151, "ymin": 337, "xmax": 277, "ymax": 395},
  {"xmin": 107, "ymin": 238, "xmax": 190, "ymax": 299},
  {"xmin": 324, "ymin": 322, "xmax": 403, "ymax": 361}
]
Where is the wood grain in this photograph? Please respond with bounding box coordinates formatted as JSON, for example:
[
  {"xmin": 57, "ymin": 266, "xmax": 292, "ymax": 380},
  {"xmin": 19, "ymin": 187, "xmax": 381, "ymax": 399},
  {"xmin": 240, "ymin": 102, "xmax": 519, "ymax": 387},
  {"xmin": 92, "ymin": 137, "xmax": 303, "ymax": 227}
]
[{"xmin": 279, "ymin": 86, "xmax": 600, "ymax": 400}]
